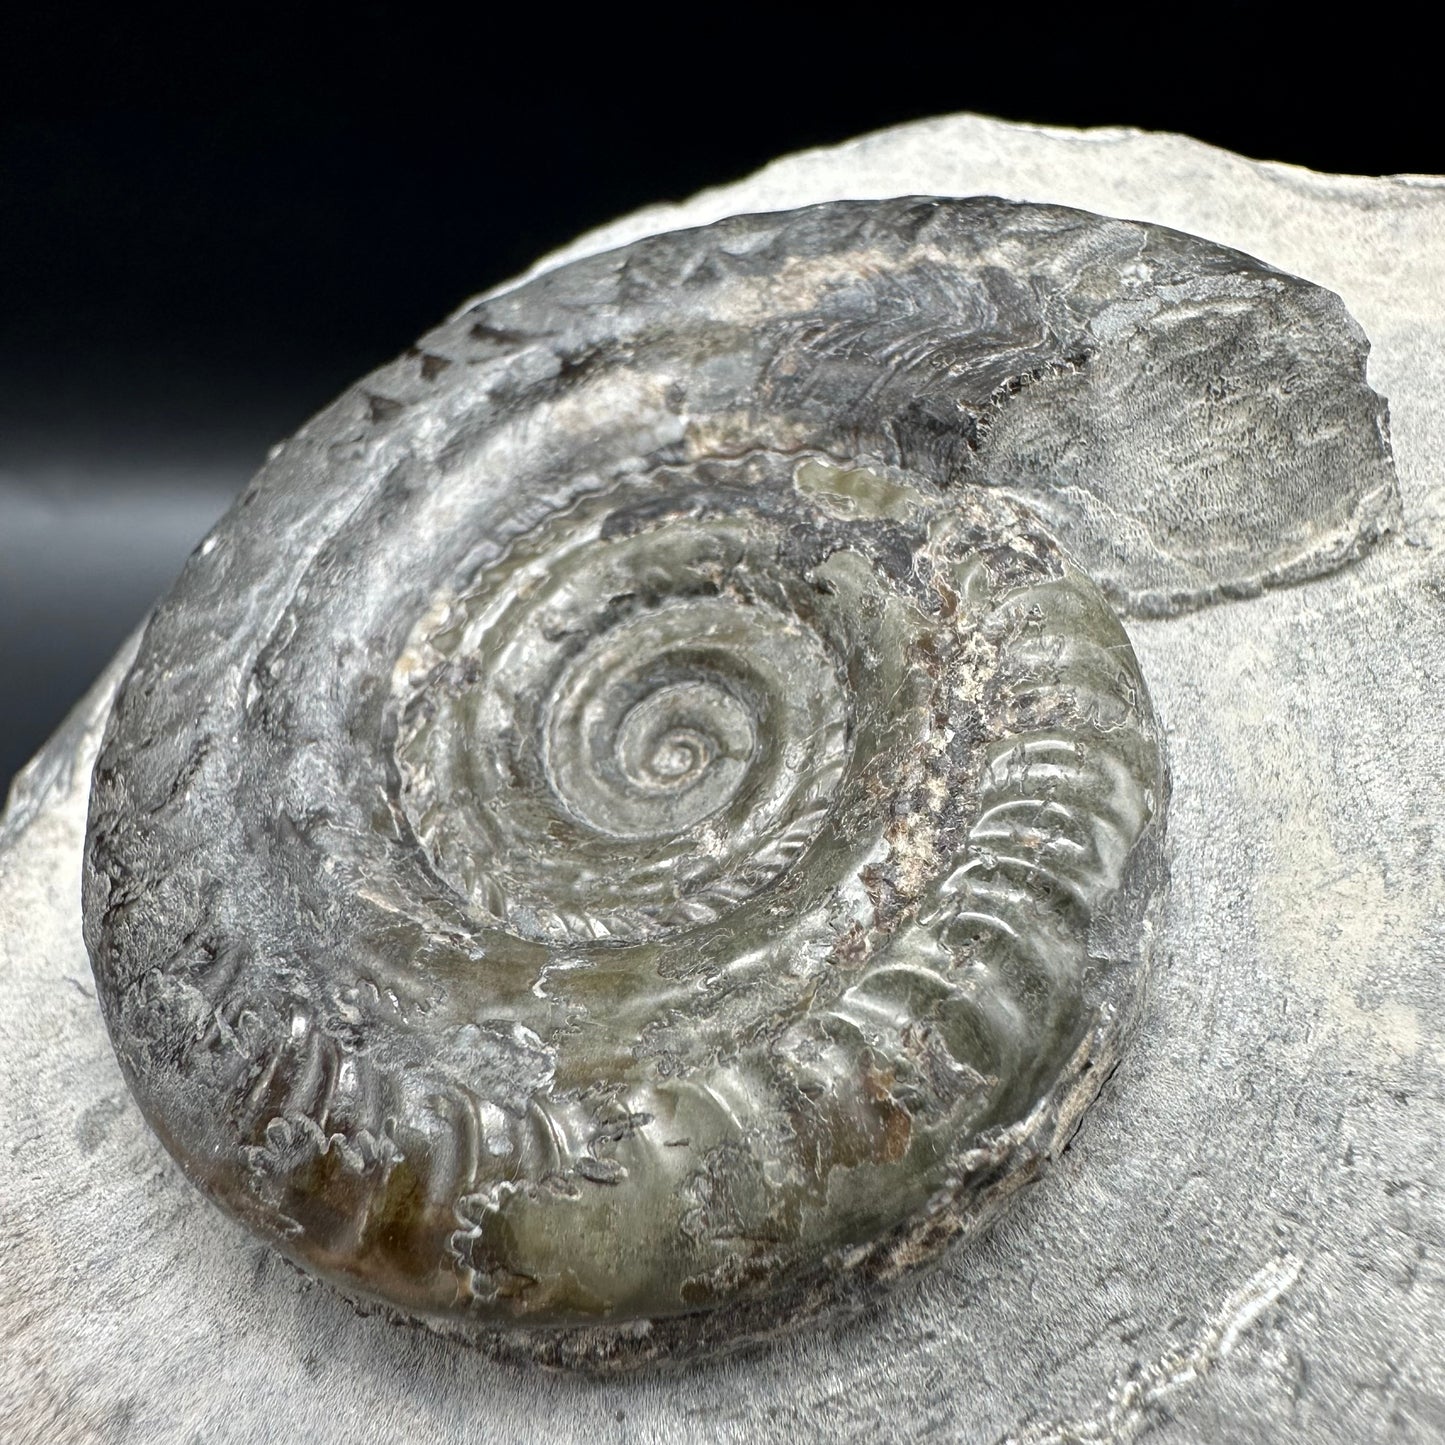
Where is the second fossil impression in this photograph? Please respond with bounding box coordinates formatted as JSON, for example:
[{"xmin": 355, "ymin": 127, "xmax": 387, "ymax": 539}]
[{"xmin": 83, "ymin": 197, "xmax": 1395, "ymax": 1366}]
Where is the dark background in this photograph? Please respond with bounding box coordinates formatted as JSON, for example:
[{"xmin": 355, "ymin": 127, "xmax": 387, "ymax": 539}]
[{"xmin": 1, "ymin": 8, "xmax": 1437, "ymax": 792}]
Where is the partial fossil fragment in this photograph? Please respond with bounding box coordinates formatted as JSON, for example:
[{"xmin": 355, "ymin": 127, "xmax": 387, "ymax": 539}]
[{"xmin": 82, "ymin": 197, "xmax": 1393, "ymax": 1367}]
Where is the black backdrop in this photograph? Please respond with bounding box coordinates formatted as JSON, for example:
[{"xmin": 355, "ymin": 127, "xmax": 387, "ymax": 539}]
[{"xmin": 1, "ymin": 7, "xmax": 1436, "ymax": 790}]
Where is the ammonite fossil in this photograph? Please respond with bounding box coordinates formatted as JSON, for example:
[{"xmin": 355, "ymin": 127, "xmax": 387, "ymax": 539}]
[{"xmin": 83, "ymin": 197, "xmax": 1393, "ymax": 1368}]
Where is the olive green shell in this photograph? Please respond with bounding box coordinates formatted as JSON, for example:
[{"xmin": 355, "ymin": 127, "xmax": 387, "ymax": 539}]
[{"xmin": 84, "ymin": 196, "xmax": 1393, "ymax": 1367}]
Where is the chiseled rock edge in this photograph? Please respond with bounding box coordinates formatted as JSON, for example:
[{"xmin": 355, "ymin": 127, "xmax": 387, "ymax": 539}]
[{"xmin": 0, "ymin": 632, "xmax": 141, "ymax": 854}]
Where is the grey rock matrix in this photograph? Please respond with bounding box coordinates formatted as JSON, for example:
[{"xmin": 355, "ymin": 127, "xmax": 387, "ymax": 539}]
[{"xmin": 3, "ymin": 115, "xmax": 1443, "ymax": 1442}]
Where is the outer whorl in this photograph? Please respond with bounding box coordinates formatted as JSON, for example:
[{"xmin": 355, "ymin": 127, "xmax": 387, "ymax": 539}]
[{"xmin": 82, "ymin": 197, "xmax": 1394, "ymax": 1368}]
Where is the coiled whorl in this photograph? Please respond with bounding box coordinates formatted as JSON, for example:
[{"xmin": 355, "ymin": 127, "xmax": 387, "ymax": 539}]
[{"xmin": 83, "ymin": 197, "xmax": 1394, "ymax": 1367}]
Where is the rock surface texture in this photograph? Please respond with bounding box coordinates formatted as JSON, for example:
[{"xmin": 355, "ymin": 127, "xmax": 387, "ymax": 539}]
[{"xmin": 3, "ymin": 116, "xmax": 1443, "ymax": 1442}]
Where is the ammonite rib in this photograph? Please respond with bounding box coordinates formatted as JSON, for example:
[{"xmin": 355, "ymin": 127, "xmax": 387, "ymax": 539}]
[{"xmin": 83, "ymin": 197, "xmax": 1392, "ymax": 1368}]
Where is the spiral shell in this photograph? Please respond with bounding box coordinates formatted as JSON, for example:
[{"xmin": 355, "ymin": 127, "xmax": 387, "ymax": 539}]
[{"xmin": 83, "ymin": 198, "xmax": 1393, "ymax": 1367}]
